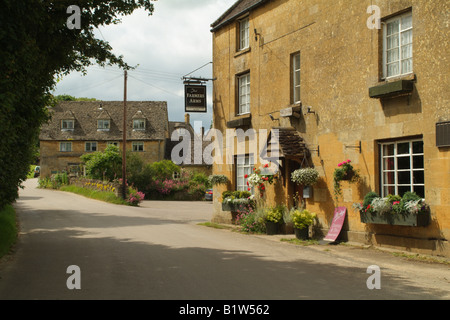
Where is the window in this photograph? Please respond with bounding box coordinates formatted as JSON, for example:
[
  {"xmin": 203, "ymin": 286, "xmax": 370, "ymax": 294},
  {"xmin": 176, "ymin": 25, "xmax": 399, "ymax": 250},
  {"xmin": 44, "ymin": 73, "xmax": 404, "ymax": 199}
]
[
  {"xmin": 292, "ymin": 52, "xmax": 301, "ymax": 104},
  {"xmin": 236, "ymin": 154, "xmax": 254, "ymax": 193},
  {"xmin": 97, "ymin": 119, "xmax": 110, "ymax": 131},
  {"xmin": 60, "ymin": 142, "xmax": 72, "ymax": 152},
  {"xmin": 238, "ymin": 73, "xmax": 251, "ymax": 115},
  {"xmin": 239, "ymin": 17, "xmax": 249, "ymax": 51},
  {"xmin": 380, "ymin": 139, "xmax": 424, "ymax": 198},
  {"xmin": 133, "ymin": 119, "xmax": 146, "ymax": 130},
  {"xmin": 132, "ymin": 142, "xmax": 144, "ymax": 152},
  {"xmin": 85, "ymin": 142, "xmax": 97, "ymax": 152},
  {"xmin": 383, "ymin": 11, "xmax": 413, "ymax": 79},
  {"xmin": 61, "ymin": 120, "xmax": 74, "ymax": 131}
]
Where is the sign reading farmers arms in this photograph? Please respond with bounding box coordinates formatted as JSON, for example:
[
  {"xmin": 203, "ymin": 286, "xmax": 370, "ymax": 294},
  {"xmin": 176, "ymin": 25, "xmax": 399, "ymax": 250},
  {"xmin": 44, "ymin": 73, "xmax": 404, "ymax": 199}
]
[{"xmin": 185, "ymin": 85, "xmax": 207, "ymax": 113}]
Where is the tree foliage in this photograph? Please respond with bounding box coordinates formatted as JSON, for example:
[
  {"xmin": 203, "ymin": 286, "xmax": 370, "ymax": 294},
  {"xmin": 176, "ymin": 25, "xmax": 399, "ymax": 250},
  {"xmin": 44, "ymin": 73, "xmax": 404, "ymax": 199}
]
[{"xmin": 0, "ymin": 0, "xmax": 155, "ymax": 209}]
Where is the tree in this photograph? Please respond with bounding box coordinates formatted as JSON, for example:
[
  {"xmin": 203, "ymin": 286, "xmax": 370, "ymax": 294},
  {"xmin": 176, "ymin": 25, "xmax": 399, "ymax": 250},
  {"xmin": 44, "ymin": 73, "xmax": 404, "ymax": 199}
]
[{"xmin": 0, "ymin": 0, "xmax": 155, "ymax": 209}]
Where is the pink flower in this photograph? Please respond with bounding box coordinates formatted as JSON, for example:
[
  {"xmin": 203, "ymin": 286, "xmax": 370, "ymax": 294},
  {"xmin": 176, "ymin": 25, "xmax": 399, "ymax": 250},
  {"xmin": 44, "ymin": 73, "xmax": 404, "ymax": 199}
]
[
  {"xmin": 393, "ymin": 201, "xmax": 400, "ymax": 205},
  {"xmin": 347, "ymin": 159, "xmax": 351, "ymax": 163},
  {"xmin": 338, "ymin": 162, "xmax": 343, "ymax": 167}
]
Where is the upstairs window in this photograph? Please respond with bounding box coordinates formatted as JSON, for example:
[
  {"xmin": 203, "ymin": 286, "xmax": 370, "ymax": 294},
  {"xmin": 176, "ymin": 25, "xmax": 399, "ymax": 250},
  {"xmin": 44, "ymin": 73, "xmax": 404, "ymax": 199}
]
[
  {"xmin": 97, "ymin": 119, "xmax": 110, "ymax": 131},
  {"xmin": 85, "ymin": 142, "xmax": 97, "ymax": 152},
  {"xmin": 60, "ymin": 142, "xmax": 72, "ymax": 152},
  {"xmin": 133, "ymin": 119, "xmax": 146, "ymax": 131},
  {"xmin": 239, "ymin": 17, "xmax": 249, "ymax": 51},
  {"xmin": 383, "ymin": 11, "xmax": 413, "ymax": 79},
  {"xmin": 238, "ymin": 73, "xmax": 251, "ymax": 115},
  {"xmin": 292, "ymin": 52, "xmax": 301, "ymax": 104},
  {"xmin": 61, "ymin": 120, "xmax": 74, "ymax": 131}
]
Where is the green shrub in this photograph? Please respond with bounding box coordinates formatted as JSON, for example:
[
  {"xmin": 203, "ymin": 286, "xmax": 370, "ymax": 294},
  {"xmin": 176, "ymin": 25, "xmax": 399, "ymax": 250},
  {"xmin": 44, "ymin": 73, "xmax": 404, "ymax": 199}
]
[
  {"xmin": 363, "ymin": 191, "xmax": 379, "ymax": 208},
  {"xmin": 0, "ymin": 205, "xmax": 17, "ymax": 258}
]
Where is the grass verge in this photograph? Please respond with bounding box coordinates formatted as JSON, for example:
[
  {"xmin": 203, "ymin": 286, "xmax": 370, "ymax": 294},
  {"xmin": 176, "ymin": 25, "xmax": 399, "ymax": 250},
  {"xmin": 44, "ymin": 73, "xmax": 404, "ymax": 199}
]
[
  {"xmin": 280, "ymin": 238, "xmax": 319, "ymax": 246},
  {"xmin": 59, "ymin": 185, "xmax": 129, "ymax": 206},
  {"xmin": 0, "ymin": 205, "xmax": 18, "ymax": 258}
]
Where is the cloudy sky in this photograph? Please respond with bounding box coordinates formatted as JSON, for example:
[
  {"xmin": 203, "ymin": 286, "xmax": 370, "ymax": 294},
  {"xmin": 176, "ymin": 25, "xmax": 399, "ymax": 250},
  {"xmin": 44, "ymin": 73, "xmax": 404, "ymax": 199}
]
[{"xmin": 53, "ymin": 0, "xmax": 237, "ymax": 130}]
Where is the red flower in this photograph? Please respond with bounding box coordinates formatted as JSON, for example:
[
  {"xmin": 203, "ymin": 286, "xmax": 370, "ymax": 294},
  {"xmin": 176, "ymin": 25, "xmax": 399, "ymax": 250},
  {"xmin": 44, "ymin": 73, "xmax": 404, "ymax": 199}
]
[
  {"xmin": 244, "ymin": 174, "xmax": 248, "ymax": 178},
  {"xmin": 247, "ymin": 188, "xmax": 251, "ymax": 191},
  {"xmin": 263, "ymin": 163, "xmax": 269, "ymax": 168},
  {"xmin": 261, "ymin": 186, "xmax": 265, "ymax": 190}
]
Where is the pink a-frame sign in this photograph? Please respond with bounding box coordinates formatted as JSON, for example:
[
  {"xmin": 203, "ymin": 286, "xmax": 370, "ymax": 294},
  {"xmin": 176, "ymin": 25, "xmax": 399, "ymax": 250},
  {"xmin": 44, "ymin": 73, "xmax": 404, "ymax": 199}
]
[{"xmin": 324, "ymin": 207, "xmax": 347, "ymax": 242}]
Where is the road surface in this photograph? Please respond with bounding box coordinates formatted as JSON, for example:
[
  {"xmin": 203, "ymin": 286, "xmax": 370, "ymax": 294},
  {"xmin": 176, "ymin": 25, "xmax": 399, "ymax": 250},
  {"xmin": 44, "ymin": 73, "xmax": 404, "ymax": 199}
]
[{"xmin": 0, "ymin": 179, "xmax": 449, "ymax": 300}]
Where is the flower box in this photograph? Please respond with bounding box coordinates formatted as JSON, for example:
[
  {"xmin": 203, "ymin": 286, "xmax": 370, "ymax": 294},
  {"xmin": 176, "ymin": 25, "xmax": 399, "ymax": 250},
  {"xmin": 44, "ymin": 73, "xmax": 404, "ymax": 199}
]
[{"xmin": 360, "ymin": 210, "xmax": 430, "ymax": 227}]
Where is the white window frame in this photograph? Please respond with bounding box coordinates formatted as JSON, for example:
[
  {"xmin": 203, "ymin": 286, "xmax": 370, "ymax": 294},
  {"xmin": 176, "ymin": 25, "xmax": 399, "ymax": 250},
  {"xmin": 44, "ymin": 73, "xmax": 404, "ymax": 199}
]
[
  {"xmin": 383, "ymin": 11, "xmax": 413, "ymax": 79},
  {"xmin": 238, "ymin": 73, "xmax": 251, "ymax": 115},
  {"xmin": 292, "ymin": 52, "xmax": 301, "ymax": 104},
  {"xmin": 380, "ymin": 139, "xmax": 424, "ymax": 198},
  {"xmin": 132, "ymin": 141, "xmax": 144, "ymax": 152},
  {"xmin": 236, "ymin": 154, "xmax": 254, "ymax": 194},
  {"xmin": 239, "ymin": 17, "xmax": 250, "ymax": 51},
  {"xmin": 133, "ymin": 119, "xmax": 146, "ymax": 131},
  {"xmin": 97, "ymin": 119, "xmax": 110, "ymax": 131},
  {"xmin": 85, "ymin": 142, "xmax": 97, "ymax": 152},
  {"xmin": 59, "ymin": 142, "xmax": 72, "ymax": 152},
  {"xmin": 61, "ymin": 120, "xmax": 74, "ymax": 131}
]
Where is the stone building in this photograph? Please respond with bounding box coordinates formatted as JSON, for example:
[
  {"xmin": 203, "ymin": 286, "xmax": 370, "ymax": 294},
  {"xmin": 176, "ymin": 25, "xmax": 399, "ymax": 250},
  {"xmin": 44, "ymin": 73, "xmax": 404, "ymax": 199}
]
[
  {"xmin": 210, "ymin": 0, "xmax": 449, "ymax": 257},
  {"xmin": 39, "ymin": 101, "xmax": 169, "ymax": 177}
]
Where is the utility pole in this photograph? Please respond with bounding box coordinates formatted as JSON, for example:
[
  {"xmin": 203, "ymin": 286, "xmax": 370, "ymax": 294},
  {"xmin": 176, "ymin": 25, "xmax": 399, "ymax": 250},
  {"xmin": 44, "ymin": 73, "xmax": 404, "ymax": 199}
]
[{"xmin": 122, "ymin": 70, "xmax": 128, "ymax": 200}]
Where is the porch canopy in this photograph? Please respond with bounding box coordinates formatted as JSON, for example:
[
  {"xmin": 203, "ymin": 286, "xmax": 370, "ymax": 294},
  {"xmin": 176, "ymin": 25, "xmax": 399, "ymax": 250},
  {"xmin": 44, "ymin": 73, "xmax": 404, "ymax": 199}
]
[{"xmin": 260, "ymin": 127, "xmax": 310, "ymax": 164}]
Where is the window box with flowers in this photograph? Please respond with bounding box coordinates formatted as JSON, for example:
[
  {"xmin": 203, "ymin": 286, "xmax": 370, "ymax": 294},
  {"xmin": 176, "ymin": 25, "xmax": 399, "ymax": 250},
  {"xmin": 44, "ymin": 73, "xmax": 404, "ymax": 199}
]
[
  {"xmin": 353, "ymin": 191, "xmax": 430, "ymax": 227},
  {"xmin": 291, "ymin": 167, "xmax": 320, "ymax": 198},
  {"xmin": 333, "ymin": 160, "xmax": 360, "ymax": 201}
]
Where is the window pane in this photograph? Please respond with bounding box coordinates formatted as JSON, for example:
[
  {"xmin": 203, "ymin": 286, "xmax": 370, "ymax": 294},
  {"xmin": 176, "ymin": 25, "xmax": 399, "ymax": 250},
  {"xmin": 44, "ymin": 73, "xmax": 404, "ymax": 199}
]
[
  {"xmin": 401, "ymin": 14, "xmax": 412, "ymax": 30},
  {"xmin": 412, "ymin": 141, "xmax": 423, "ymax": 154},
  {"xmin": 401, "ymin": 30, "xmax": 412, "ymax": 46},
  {"xmin": 397, "ymin": 171, "xmax": 411, "ymax": 184},
  {"xmin": 383, "ymin": 171, "xmax": 395, "ymax": 184},
  {"xmin": 387, "ymin": 48, "xmax": 399, "ymax": 63},
  {"xmin": 397, "ymin": 142, "xmax": 410, "ymax": 154},
  {"xmin": 384, "ymin": 185, "xmax": 395, "ymax": 196},
  {"xmin": 387, "ymin": 62, "xmax": 399, "ymax": 77},
  {"xmin": 397, "ymin": 156, "xmax": 410, "ymax": 169},
  {"xmin": 413, "ymin": 186, "xmax": 425, "ymax": 199},
  {"xmin": 387, "ymin": 20, "xmax": 399, "ymax": 35},
  {"xmin": 401, "ymin": 43, "xmax": 412, "ymax": 59},
  {"xmin": 412, "ymin": 156, "xmax": 424, "ymax": 169},
  {"xmin": 387, "ymin": 35, "xmax": 399, "ymax": 50},
  {"xmin": 413, "ymin": 170, "xmax": 424, "ymax": 184},
  {"xmin": 383, "ymin": 157, "xmax": 395, "ymax": 170},
  {"xmin": 383, "ymin": 144, "xmax": 395, "ymax": 156}
]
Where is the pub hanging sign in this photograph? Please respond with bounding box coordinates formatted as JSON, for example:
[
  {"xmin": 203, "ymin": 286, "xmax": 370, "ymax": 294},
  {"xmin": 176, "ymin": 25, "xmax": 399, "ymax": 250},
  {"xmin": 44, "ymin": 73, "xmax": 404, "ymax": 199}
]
[{"xmin": 185, "ymin": 84, "xmax": 207, "ymax": 113}]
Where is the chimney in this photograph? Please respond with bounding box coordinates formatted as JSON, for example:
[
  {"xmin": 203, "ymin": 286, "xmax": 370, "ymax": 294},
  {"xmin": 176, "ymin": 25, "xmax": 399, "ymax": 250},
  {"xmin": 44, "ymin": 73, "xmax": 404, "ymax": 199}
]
[{"xmin": 185, "ymin": 113, "xmax": 190, "ymax": 125}]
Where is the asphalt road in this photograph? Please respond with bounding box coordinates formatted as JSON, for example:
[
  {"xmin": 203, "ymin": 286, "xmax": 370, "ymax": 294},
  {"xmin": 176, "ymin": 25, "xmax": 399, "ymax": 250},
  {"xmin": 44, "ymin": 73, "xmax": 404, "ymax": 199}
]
[{"xmin": 0, "ymin": 179, "xmax": 449, "ymax": 300}]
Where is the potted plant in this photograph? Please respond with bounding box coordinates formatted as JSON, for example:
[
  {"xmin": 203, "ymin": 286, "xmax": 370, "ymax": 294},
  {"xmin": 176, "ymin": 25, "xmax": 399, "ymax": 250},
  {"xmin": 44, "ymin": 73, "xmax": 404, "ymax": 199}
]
[
  {"xmin": 291, "ymin": 167, "xmax": 319, "ymax": 198},
  {"xmin": 291, "ymin": 209, "xmax": 317, "ymax": 240},
  {"xmin": 264, "ymin": 205, "xmax": 285, "ymax": 235},
  {"xmin": 333, "ymin": 159, "xmax": 360, "ymax": 201},
  {"xmin": 221, "ymin": 190, "xmax": 254, "ymax": 213}
]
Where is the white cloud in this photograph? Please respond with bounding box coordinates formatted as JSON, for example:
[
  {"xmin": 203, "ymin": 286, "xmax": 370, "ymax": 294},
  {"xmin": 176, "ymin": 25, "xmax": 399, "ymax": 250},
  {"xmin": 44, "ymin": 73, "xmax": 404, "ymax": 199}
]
[{"xmin": 54, "ymin": 0, "xmax": 236, "ymax": 128}]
